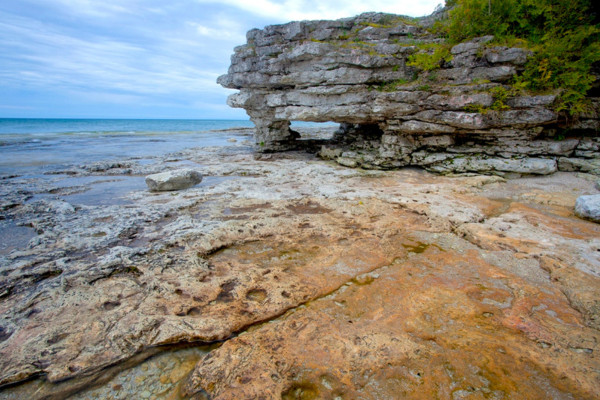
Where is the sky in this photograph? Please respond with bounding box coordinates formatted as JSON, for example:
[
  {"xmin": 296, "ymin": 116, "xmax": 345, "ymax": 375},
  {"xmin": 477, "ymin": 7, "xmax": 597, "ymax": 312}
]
[{"xmin": 0, "ymin": 0, "xmax": 443, "ymax": 119}]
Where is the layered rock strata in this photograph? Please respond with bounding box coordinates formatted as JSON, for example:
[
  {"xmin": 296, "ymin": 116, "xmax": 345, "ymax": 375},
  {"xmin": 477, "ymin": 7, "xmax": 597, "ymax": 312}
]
[{"xmin": 219, "ymin": 12, "xmax": 600, "ymax": 175}]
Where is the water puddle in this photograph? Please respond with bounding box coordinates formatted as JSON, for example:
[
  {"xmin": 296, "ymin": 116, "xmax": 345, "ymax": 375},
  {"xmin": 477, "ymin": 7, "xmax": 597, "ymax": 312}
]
[
  {"xmin": 199, "ymin": 176, "xmax": 233, "ymax": 187},
  {"xmin": 402, "ymin": 242, "xmax": 444, "ymax": 254},
  {"xmin": 132, "ymin": 158, "xmax": 155, "ymax": 166},
  {"xmin": 163, "ymin": 160, "xmax": 202, "ymax": 168},
  {"xmin": 0, "ymin": 345, "xmax": 214, "ymax": 400},
  {"xmin": 485, "ymin": 197, "xmax": 513, "ymax": 218},
  {"xmin": 62, "ymin": 176, "xmax": 147, "ymax": 206},
  {"xmin": 51, "ymin": 175, "xmax": 115, "ymax": 188},
  {"xmin": 71, "ymin": 346, "xmax": 210, "ymax": 400},
  {"xmin": 0, "ymin": 220, "xmax": 37, "ymax": 255},
  {"xmin": 24, "ymin": 175, "xmax": 147, "ymax": 206}
]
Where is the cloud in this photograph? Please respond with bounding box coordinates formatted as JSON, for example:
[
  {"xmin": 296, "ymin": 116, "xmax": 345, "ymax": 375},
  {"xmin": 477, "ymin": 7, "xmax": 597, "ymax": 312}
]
[
  {"xmin": 187, "ymin": 17, "xmax": 247, "ymax": 42},
  {"xmin": 0, "ymin": 8, "xmax": 230, "ymax": 97},
  {"xmin": 27, "ymin": 0, "xmax": 135, "ymax": 18},
  {"xmin": 0, "ymin": 0, "xmax": 444, "ymax": 118},
  {"xmin": 195, "ymin": 0, "xmax": 442, "ymax": 21}
]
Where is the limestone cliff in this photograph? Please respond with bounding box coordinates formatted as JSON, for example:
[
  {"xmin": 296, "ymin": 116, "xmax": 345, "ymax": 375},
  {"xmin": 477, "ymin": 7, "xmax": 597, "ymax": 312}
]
[{"xmin": 219, "ymin": 12, "xmax": 600, "ymax": 175}]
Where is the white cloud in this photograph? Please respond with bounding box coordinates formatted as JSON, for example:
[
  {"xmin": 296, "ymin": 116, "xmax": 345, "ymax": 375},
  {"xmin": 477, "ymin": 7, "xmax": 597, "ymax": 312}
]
[
  {"xmin": 187, "ymin": 17, "xmax": 246, "ymax": 42},
  {"xmin": 0, "ymin": 0, "xmax": 445, "ymax": 118},
  {"xmin": 0, "ymin": 10, "xmax": 228, "ymax": 98},
  {"xmin": 68, "ymin": 90, "xmax": 147, "ymax": 105},
  {"xmin": 29, "ymin": 0, "xmax": 135, "ymax": 17},
  {"xmin": 195, "ymin": 0, "xmax": 442, "ymax": 21}
]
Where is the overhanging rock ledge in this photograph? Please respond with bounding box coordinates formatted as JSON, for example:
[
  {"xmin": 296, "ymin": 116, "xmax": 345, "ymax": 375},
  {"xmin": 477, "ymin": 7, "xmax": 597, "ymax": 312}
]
[{"xmin": 218, "ymin": 12, "xmax": 600, "ymax": 176}]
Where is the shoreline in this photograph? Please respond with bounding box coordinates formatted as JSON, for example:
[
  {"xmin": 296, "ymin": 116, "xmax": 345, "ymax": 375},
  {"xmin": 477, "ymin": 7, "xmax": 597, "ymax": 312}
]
[{"xmin": 1, "ymin": 127, "xmax": 599, "ymax": 399}]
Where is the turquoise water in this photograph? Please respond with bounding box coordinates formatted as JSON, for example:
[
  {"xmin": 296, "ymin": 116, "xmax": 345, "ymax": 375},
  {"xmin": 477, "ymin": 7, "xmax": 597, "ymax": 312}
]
[
  {"xmin": 0, "ymin": 118, "xmax": 253, "ymax": 136},
  {"xmin": 0, "ymin": 119, "xmax": 258, "ymax": 253},
  {"xmin": 0, "ymin": 118, "xmax": 254, "ymax": 174}
]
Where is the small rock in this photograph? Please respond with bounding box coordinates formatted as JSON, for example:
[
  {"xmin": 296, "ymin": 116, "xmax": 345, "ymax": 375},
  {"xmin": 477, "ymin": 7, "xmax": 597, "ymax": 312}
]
[
  {"xmin": 43, "ymin": 200, "xmax": 77, "ymax": 215},
  {"xmin": 558, "ymin": 158, "xmax": 600, "ymax": 174},
  {"xmin": 319, "ymin": 146, "xmax": 343, "ymax": 160},
  {"xmin": 145, "ymin": 169, "xmax": 203, "ymax": 192},
  {"xmin": 450, "ymin": 36, "xmax": 493, "ymax": 55},
  {"xmin": 485, "ymin": 47, "xmax": 532, "ymax": 65},
  {"xmin": 575, "ymin": 195, "xmax": 600, "ymax": 223},
  {"xmin": 506, "ymin": 95, "xmax": 556, "ymax": 108},
  {"xmin": 337, "ymin": 156, "xmax": 360, "ymax": 168}
]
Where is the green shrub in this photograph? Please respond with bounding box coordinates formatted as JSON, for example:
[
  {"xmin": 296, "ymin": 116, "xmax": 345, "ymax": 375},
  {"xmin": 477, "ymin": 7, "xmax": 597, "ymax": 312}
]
[
  {"xmin": 465, "ymin": 85, "xmax": 512, "ymax": 113},
  {"xmin": 438, "ymin": 0, "xmax": 600, "ymax": 117},
  {"xmin": 463, "ymin": 104, "xmax": 489, "ymax": 113},
  {"xmin": 489, "ymin": 86, "xmax": 511, "ymax": 110},
  {"xmin": 407, "ymin": 44, "xmax": 453, "ymax": 71},
  {"xmin": 360, "ymin": 22, "xmax": 390, "ymax": 29}
]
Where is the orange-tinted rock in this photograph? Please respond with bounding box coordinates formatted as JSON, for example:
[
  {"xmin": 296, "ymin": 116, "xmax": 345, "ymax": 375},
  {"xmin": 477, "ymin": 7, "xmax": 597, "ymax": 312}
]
[
  {"xmin": 1, "ymin": 139, "xmax": 599, "ymax": 400},
  {"xmin": 0, "ymin": 196, "xmax": 430, "ymax": 389},
  {"xmin": 183, "ymin": 235, "xmax": 600, "ymax": 399}
]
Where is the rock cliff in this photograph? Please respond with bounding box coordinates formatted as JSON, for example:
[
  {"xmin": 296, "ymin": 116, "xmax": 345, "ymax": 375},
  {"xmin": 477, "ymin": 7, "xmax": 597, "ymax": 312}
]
[{"xmin": 219, "ymin": 12, "xmax": 600, "ymax": 175}]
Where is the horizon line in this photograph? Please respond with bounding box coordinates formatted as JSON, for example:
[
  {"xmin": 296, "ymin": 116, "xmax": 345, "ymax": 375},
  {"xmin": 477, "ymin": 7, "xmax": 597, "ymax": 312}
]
[{"xmin": 0, "ymin": 117, "xmax": 252, "ymax": 121}]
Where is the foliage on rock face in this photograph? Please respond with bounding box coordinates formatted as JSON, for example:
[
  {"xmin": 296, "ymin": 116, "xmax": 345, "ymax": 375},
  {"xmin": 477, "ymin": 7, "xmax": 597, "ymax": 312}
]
[
  {"xmin": 438, "ymin": 0, "xmax": 600, "ymax": 116},
  {"xmin": 407, "ymin": 43, "xmax": 453, "ymax": 71}
]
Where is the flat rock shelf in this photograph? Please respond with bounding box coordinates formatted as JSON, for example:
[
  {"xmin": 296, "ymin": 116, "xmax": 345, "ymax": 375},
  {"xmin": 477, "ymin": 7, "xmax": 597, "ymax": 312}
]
[{"xmin": 0, "ymin": 127, "xmax": 599, "ymax": 399}]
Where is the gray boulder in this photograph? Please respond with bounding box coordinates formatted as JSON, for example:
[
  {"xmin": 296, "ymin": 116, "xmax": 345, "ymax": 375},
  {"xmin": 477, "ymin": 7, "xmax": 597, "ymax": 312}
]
[
  {"xmin": 575, "ymin": 195, "xmax": 600, "ymax": 223},
  {"xmin": 485, "ymin": 47, "xmax": 532, "ymax": 65},
  {"xmin": 145, "ymin": 169, "xmax": 203, "ymax": 192},
  {"xmin": 558, "ymin": 158, "xmax": 600, "ymax": 174}
]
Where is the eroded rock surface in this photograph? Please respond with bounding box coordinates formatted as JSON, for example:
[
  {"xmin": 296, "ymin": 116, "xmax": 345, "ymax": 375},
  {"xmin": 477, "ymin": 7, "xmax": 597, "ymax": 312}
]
[
  {"xmin": 179, "ymin": 169, "xmax": 600, "ymax": 400},
  {"xmin": 1, "ymin": 128, "xmax": 599, "ymax": 399},
  {"xmin": 219, "ymin": 12, "xmax": 600, "ymax": 176},
  {"xmin": 183, "ymin": 236, "xmax": 600, "ymax": 399}
]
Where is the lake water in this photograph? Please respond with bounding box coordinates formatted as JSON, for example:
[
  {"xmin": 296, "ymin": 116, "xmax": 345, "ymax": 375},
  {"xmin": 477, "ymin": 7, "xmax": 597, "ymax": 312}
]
[
  {"xmin": 0, "ymin": 119, "xmax": 257, "ymax": 254},
  {"xmin": 0, "ymin": 118, "xmax": 255, "ymax": 176},
  {"xmin": 0, "ymin": 118, "xmax": 337, "ymax": 253},
  {"xmin": 0, "ymin": 118, "xmax": 338, "ymax": 176}
]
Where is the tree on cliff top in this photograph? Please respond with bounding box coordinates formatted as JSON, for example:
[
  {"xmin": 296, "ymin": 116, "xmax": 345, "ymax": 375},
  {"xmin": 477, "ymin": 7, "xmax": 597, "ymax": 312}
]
[{"xmin": 440, "ymin": 0, "xmax": 600, "ymax": 116}]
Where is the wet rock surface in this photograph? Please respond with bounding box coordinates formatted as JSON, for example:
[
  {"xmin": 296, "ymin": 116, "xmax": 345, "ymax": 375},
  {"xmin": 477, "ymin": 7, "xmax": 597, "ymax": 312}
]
[
  {"xmin": 219, "ymin": 12, "xmax": 600, "ymax": 176},
  {"xmin": 0, "ymin": 127, "xmax": 599, "ymax": 399}
]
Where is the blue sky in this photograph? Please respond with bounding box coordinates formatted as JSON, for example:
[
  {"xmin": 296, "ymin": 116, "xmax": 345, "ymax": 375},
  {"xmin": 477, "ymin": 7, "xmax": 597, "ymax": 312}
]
[{"xmin": 0, "ymin": 0, "xmax": 442, "ymax": 119}]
